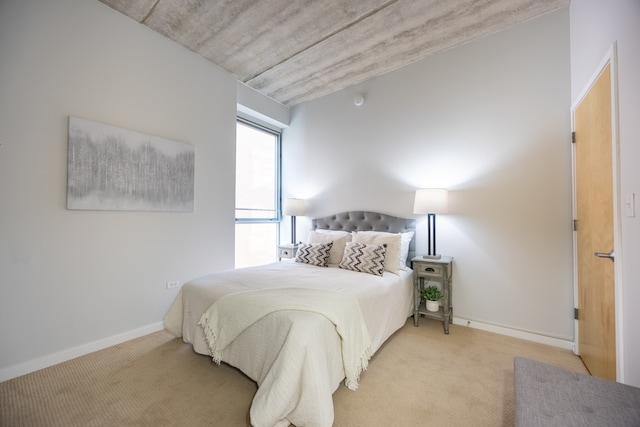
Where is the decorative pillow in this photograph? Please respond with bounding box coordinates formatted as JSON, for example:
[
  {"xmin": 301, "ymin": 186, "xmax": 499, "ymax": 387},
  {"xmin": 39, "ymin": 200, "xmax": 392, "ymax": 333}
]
[
  {"xmin": 352, "ymin": 231, "xmax": 402, "ymax": 274},
  {"xmin": 307, "ymin": 230, "xmax": 349, "ymax": 265},
  {"xmin": 338, "ymin": 242, "xmax": 387, "ymax": 276},
  {"xmin": 354, "ymin": 231, "xmax": 415, "ymax": 274},
  {"xmin": 295, "ymin": 242, "xmax": 333, "ymax": 267}
]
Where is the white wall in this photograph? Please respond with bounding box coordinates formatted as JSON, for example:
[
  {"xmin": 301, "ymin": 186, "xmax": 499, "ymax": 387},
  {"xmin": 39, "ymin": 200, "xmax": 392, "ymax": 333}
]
[
  {"xmin": 0, "ymin": 0, "xmax": 242, "ymax": 380},
  {"xmin": 570, "ymin": 0, "xmax": 640, "ymax": 386},
  {"xmin": 283, "ymin": 10, "xmax": 573, "ymax": 341}
]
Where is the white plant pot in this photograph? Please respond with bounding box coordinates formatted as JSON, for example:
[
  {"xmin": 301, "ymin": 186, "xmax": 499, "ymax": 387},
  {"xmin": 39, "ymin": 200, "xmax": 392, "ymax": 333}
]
[{"xmin": 426, "ymin": 300, "xmax": 440, "ymax": 312}]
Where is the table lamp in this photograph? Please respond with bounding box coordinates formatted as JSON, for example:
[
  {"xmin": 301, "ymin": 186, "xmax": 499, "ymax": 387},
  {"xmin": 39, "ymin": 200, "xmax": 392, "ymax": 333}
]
[
  {"xmin": 413, "ymin": 189, "xmax": 448, "ymax": 259},
  {"xmin": 283, "ymin": 198, "xmax": 306, "ymax": 244}
]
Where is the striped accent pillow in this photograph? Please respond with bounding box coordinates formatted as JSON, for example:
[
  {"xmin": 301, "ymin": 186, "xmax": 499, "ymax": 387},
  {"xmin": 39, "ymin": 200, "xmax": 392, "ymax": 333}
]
[
  {"xmin": 338, "ymin": 242, "xmax": 387, "ymax": 276},
  {"xmin": 295, "ymin": 242, "xmax": 333, "ymax": 267}
]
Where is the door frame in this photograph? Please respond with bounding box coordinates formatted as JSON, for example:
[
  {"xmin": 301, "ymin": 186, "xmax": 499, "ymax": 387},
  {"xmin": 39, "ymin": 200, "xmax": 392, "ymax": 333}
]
[{"xmin": 570, "ymin": 43, "xmax": 623, "ymax": 381}]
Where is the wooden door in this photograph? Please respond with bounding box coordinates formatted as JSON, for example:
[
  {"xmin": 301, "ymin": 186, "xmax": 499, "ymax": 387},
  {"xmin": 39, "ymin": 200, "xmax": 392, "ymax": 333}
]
[{"xmin": 574, "ymin": 63, "xmax": 616, "ymax": 380}]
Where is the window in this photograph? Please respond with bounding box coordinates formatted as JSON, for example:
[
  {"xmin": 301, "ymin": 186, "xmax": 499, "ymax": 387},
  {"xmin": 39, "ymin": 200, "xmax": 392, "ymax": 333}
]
[{"xmin": 235, "ymin": 118, "xmax": 281, "ymax": 268}]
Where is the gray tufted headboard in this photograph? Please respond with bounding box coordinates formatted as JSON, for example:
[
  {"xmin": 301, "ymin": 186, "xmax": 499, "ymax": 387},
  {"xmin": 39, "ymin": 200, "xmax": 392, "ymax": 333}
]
[{"xmin": 311, "ymin": 211, "xmax": 416, "ymax": 266}]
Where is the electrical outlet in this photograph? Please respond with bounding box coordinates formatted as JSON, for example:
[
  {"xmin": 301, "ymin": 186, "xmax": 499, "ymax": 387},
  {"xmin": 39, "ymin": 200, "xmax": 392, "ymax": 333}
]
[
  {"xmin": 166, "ymin": 280, "xmax": 180, "ymax": 289},
  {"xmin": 626, "ymin": 193, "xmax": 635, "ymax": 217}
]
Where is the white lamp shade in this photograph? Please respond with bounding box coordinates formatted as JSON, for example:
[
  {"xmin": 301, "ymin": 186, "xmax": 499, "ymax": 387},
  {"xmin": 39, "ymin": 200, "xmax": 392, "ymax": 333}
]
[
  {"xmin": 283, "ymin": 198, "xmax": 306, "ymax": 216},
  {"xmin": 413, "ymin": 189, "xmax": 448, "ymax": 214}
]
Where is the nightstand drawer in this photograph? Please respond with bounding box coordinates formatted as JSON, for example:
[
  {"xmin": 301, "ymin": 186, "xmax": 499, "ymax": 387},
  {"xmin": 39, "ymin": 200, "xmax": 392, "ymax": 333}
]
[
  {"xmin": 280, "ymin": 248, "xmax": 295, "ymax": 257},
  {"xmin": 278, "ymin": 245, "xmax": 299, "ymax": 260},
  {"xmin": 416, "ymin": 264, "xmax": 443, "ymax": 276}
]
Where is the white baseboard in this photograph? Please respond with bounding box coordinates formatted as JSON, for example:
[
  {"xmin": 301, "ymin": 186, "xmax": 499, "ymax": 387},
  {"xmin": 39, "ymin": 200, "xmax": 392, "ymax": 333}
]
[
  {"xmin": 452, "ymin": 317, "xmax": 575, "ymax": 351},
  {"xmin": 0, "ymin": 322, "xmax": 165, "ymax": 383},
  {"xmin": 1, "ymin": 318, "xmax": 574, "ymax": 383}
]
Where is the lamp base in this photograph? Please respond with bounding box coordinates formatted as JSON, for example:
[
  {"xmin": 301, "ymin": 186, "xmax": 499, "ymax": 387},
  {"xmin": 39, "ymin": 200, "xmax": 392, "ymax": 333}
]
[{"xmin": 423, "ymin": 254, "xmax": 442, "ymax": 260}]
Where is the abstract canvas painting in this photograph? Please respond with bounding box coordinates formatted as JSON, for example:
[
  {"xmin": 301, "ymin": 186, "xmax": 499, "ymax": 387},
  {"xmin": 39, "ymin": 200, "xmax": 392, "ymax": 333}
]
[{"xmin": 67, "ymin": 116, "xmax": 194, "ymax": 212}]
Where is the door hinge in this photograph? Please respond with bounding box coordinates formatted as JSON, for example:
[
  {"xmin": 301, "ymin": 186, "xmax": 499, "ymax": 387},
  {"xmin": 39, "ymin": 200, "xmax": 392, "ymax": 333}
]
[
  {"xmin": 573, "ymin": 219, "xmax": 577, "ymax": 231},
  {"xmin": 574, "ymin": 308, "xmax": 579, "ymax": 320},
  {"xmin": 571, "ymin": 131, "xmax": 576, "ymax": 143}
]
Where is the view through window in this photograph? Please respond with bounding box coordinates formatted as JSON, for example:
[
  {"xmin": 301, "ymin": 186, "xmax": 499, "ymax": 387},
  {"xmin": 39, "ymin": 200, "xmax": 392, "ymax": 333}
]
[{"xmin": 235, "ymin": 119, "xmax": 281, "ymax": 268}]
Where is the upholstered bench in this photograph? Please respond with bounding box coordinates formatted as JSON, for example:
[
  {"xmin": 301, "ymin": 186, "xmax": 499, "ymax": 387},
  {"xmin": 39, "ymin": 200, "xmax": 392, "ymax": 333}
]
[{"xmin": 514, "ymin": 357, "xmax": 640, "ymax": 426}]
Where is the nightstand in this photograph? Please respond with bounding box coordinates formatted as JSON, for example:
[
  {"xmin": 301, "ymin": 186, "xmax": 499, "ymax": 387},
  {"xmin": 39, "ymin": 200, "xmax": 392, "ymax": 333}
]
[
  {"xmin": 278, "ymin": 244, "xmax": 299, "ymax": 260},
  {"xmin": 412, "ymin": 256, "xmax": 454, "ymax": 334}
]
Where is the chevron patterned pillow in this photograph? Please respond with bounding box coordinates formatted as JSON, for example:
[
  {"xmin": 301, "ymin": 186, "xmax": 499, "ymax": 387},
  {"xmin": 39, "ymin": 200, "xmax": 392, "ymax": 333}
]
[
  {"xmin": 338, "ymin": 242, "xmax": 387, "ymax": 276},
  {"xmin": 294, "ymin": 242, "xmax": 333, "ymax": 267}
]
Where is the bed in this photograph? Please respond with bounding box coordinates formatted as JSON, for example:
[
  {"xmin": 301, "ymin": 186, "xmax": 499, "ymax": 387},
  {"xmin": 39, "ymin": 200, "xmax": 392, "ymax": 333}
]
[{"xmin": 164, "ymin": 211, "xmax": 416, "ymax": 427}]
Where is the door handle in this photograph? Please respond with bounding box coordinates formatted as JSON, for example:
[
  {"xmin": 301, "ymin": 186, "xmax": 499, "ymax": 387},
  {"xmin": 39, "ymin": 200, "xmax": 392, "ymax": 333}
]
[{"xmin": 594, "ymin": 249, "xmax": 615, "ymax": 262}]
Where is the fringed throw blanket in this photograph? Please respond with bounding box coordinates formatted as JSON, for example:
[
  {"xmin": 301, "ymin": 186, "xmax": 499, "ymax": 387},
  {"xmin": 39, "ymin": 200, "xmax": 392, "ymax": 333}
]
[{"xmin": 198, "ymin": 287, "xmax": 372, "ymax": 390}]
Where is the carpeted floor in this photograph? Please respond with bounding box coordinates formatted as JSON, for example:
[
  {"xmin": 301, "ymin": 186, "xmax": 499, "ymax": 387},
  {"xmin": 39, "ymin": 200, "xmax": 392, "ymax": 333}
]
[{"xmin": 0, "ymin": 318, "xmax": 587, "ymax": 426}]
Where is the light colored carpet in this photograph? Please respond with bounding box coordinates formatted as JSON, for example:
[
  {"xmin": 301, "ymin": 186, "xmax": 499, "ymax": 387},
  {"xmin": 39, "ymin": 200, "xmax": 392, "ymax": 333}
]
[{"xmin": 0, "ymin": 318, "xmax": 587, "ymax": 426}]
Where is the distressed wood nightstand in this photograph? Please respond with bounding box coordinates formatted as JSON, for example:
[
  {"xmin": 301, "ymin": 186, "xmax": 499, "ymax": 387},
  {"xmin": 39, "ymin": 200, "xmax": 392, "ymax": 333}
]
[
  {"xmin": 277, "ymin": 244, "xmax": 299, "ymax": 260},
  {"xmin": 412, "ymin": 256, "xmax": 454, "ymax": 334}
]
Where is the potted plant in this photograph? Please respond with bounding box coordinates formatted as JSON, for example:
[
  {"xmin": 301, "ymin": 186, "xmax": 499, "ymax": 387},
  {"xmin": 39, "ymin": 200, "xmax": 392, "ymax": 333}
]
[{"xmin": 421, "ymin": 285, "xmax": 442, "ymax": 312}]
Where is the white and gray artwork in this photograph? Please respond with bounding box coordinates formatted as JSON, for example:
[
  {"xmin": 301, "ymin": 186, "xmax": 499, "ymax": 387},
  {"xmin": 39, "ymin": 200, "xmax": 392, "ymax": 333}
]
[{"xmin": 67, "ymin": 116, "xmax": 194, "ymax": 212}]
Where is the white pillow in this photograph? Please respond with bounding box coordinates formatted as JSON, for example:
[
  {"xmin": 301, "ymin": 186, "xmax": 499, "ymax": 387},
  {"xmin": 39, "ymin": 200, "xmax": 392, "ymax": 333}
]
[
  {"xmin": 314, "ymin": 229, "xmax": 352, "ymax": 241},
  {"xmin": 307, "ymin": 230, "xmax": 349, "ymax": 265},
  {"xmin": 399, "ymin": 231, "xmax": 414, "ymax": 270},
  {"xmin": 353, "ymin": 231, "xmax": 414, "ymax": 272},
  {"xmin": 352, "ymin": 231, "xmax": 402, "ymax": 274}
]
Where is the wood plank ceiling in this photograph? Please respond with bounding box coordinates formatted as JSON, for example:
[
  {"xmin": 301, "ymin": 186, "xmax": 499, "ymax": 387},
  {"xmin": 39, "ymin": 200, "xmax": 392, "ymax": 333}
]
[{"xmin": 98, "ymin": 0, "xmax": 569, "ymax": 107}]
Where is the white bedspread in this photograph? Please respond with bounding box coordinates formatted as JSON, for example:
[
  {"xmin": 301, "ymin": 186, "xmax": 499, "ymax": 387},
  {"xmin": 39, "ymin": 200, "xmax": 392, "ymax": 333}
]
[
  {"xmin": 164, "ymin": 261, "xmax": 413, "ymax": 427},
  {"xmin": 199, "ymin": 288, "xmax": 372, "ymax": 391}
]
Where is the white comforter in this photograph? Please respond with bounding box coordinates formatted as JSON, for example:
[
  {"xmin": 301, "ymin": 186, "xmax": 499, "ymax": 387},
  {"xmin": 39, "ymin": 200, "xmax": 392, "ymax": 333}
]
[{"xmin": 164, "ymin": 261, "xmax": 413, "ymax": 427}]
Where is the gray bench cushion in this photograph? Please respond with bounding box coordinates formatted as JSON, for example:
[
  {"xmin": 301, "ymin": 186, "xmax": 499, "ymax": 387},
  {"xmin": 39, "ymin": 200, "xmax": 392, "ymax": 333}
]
[{"xmin": 514, "ymin": 357, "xmax": 640, "ymax": 426}]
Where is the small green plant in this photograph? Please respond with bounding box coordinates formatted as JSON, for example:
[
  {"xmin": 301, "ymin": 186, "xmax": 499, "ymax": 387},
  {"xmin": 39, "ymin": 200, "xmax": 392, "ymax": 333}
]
[{"xmin": 421, "ymin": 285, "xmax": 442, "ymax": 301}]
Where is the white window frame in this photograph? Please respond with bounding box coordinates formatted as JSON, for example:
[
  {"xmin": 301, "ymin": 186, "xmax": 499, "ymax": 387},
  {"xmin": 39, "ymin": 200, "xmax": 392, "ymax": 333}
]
[{"xmin": 234, "ymin": 117, "xmax": 282, "ymax": 268}]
